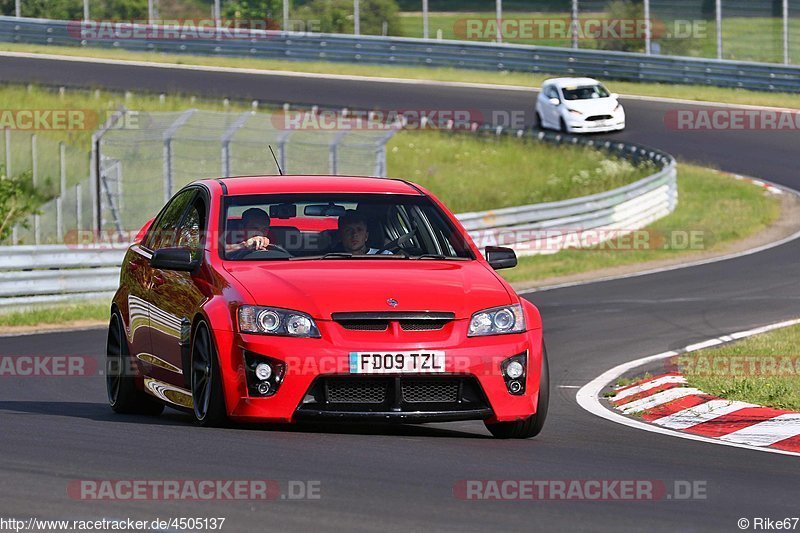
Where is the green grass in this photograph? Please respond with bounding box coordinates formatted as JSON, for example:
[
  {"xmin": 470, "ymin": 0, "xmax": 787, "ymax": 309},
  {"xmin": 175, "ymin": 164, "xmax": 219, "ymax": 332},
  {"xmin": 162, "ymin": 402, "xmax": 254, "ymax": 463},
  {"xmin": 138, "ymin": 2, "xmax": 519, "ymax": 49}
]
[
  {"xmin": 0, "ymin": 301, "xmax": 109, "ymax": 326},
  {"xmin": 681, "ymin": 323, "xmax": 800, "ymax": 411},
  {"xmin": 385, "ymin": 130, "xmax": 651, "ymax": 212},
  {"xmin": 500, "ymin": 163, "xmax": 781, "ymax": 284},
  {"xmin": 2, "ymin": 42, "xmax": 800, "ymax": 110}
]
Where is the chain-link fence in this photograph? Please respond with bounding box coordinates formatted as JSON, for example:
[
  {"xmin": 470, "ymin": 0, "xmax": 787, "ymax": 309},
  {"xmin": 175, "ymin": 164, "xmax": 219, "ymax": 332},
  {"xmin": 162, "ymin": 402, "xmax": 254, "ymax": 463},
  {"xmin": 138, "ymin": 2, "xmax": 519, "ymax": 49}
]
[
  {"xmin": 2, "ymin": 128, "xmax": 92, "ymax": 246},
  {"xmin": 5, "ymin": 108, "xmax": 396, "ymax": 245}
]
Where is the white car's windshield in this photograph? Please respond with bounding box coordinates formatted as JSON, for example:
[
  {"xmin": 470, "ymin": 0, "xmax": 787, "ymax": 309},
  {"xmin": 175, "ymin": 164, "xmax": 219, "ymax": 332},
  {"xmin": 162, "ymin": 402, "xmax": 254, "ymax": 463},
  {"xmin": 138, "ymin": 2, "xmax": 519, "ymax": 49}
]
[
  {"xmin": 221, "ymin": 193, "xmax": 474, "ymax": 261},
  {"xmin": 561, "ymin": 84, "xmax": 610, "ymax": 101}
]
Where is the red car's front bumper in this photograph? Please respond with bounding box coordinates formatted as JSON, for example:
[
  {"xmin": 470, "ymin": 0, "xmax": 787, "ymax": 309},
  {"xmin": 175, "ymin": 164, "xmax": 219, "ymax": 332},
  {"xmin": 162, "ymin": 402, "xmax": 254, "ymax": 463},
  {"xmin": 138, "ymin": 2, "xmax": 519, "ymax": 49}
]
[{"xmin": 211, "ymin": 320, "xmax": 544, "ymax": 424}]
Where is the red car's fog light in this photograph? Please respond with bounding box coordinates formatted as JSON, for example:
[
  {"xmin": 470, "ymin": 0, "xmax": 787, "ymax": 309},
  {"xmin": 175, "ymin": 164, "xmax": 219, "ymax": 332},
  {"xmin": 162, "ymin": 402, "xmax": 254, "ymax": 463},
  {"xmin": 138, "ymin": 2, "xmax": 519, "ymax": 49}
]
[
  {"xmin": 501, "ymin": 352, "xmax": 527, "ymax": 396},
  {"xmin": 244, "ymin": 352, "xmax": 286, "ymax": 397}
]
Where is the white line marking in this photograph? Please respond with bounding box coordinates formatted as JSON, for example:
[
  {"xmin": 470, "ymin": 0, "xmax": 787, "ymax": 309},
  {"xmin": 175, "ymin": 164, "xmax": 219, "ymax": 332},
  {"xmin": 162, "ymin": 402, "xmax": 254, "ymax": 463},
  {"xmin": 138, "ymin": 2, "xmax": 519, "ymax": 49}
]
[
  {"xmin": 618, "ymin": 387, "xmax": 703, "ymax": 414},
  {"xmin": 719, "ymin": 414, "xmax": 800, "ymax": 447},
  {"xmin": 612, "ymin": 375, "xmax": 687, "ymax": 401},
  {"xmin": 652, "ymin": 399, "xmax": 757, "ymax": 430},
  {"xmin": 576, "ymin": 317, "xmax": 800, "ymax": 457}
]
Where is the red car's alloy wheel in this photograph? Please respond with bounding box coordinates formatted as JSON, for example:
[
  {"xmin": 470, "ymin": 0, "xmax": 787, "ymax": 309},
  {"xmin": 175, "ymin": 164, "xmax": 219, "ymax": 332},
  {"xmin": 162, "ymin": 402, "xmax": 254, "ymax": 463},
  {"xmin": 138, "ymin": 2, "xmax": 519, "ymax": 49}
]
[
  {"xmin": 190, "ymin": 322, "xmax": 227, "ymax": 427},
  {"xmin": 106, "ymin": 312, "xmax": 164, "ymax": 416}
]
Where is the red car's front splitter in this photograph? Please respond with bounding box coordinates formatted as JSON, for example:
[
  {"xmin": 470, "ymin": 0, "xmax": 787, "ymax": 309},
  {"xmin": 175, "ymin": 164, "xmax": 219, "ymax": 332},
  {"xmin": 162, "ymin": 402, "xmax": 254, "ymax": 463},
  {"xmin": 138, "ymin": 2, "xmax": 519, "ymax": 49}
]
[{"xmin": 210, "ymin": 323, "xmax": 544, "ymax": 424}]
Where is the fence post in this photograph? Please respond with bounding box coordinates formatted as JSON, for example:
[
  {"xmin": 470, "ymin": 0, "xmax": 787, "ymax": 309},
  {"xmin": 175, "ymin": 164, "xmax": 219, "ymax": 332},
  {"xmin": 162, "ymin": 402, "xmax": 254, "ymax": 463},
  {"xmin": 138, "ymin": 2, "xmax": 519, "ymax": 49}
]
[
  {"xmin": 277, "ymin": 131, "xmax": 290, "ymax": 174},
  {"xmin": 354, "ymin": 0, "xmax": 360, "ymax": 35},
  {"xmin": 148, "ymin": 0, "xmax": 154, "ymax": 24},
  {"xmin": 91, "ymin": 107, "xmax": 128, "ymax": 236},
  {"xmin": 162, "ymin": 109, "xmax": 196, "ymax": 203},
  {"xmin": 329, "ymin": 131, "xmax": 348, "ymax": 175},
  {"xmin": 12, "ymin": 225, "xmax": 18, "ymax": 245},
  {"xmin": 715, "ymin": 0, "xmax": 722, "ymax": 60},
  {"xmin": 83, "ymin": 0, "xmax": 89, "ymax": 21},
  {"xmin": 220, "ymin": 111, "xmax": 252, "ymax": 178},
  {"xmin": 76, "ymin": 183, "xmax": 82, "ymax": 232},
  {"xmin": 57, "ymin": 142, "xmax": 66, "ymax": 242},
  {"xmin": 31, "ymin": 134, "xmax": 37, "ymax": 189},
  {"xmin": 783, "ymin": 0, "xmax": 790, "ymax": 65},
  {"xmin": 282, "ymin": 0, "xmax": 289, "ymax": 31},
  {"xmin": 643, "ymin": 0, "xmax": 651, "ymax": 55},
  {"xmin": 571, "ymin": 0, "xmax": 579, "ymax": 49},
  {"xmin": 4, "ymin": 128, "xmax": 10, "ymax": 177},
  {"xmin": 15, "ymin": 0, "xmax": 20, "ymax": 17},
  {"xmin": 422, "ymin": 0, "xmax": 428, "ymax": 39},
  {"xmin": 495, "ymin": 0, "xmax": 502, "ymax": 44}
]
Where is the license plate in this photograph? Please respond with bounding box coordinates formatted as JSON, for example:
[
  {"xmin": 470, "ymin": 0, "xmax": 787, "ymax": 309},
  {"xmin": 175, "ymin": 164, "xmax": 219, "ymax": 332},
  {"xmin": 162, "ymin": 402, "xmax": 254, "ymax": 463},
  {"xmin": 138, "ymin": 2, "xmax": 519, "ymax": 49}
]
[{"xmin": 349, "ymin": 351, "xmax": 446, "ymax": 374}]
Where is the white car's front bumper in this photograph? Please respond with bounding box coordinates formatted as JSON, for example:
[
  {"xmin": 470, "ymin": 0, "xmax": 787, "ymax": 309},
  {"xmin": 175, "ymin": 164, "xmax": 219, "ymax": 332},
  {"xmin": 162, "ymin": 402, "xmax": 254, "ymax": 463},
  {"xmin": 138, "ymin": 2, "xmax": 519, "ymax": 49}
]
[{"xmin": 564, "ymin": 110, "xmax": 625, "ymax": 133}]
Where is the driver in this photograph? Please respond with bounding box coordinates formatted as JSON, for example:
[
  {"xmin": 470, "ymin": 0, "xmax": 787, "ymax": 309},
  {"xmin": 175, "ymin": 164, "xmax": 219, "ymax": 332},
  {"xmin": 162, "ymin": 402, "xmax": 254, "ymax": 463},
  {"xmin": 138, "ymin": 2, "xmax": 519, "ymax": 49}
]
[
  {"xmin": 338, "ymin": 211, "xmax": 391, "ymax": 255},
  {"xmin": 227, "ymin": 208, "xmax": 271, "ymax": 255}
]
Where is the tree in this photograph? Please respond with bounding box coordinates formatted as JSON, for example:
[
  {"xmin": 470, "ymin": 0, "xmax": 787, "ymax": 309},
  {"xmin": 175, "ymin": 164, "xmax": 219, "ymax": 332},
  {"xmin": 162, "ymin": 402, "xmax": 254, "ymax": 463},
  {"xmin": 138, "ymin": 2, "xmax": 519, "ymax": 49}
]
[
  {"xmin": 223, "ymin": 0, "xmax": 283, "ymax": 24},
  {"xmin": 0, "ymin": 169, "xmax": 45, "ymax": 242},
  {"xmin": 294, "ymin": 0, "xmax": 402, "ymax": 36}
]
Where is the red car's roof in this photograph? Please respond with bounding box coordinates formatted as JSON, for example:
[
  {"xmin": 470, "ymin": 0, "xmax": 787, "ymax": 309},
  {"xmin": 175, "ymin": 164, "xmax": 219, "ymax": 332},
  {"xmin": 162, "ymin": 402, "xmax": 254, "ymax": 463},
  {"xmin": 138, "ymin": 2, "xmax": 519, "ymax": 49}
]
[{"xmin": 204, "ymin": 175, "xmax": 423, "ymax": 196}]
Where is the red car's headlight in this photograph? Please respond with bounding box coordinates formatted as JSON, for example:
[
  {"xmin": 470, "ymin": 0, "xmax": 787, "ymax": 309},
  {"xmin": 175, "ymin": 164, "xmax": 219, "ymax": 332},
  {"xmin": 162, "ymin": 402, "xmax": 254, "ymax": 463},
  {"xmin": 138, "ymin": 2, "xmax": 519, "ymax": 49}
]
[
  {"xmin": 238, "ymin": 305, "xmax": 321, "ymax": 338},
  {"xmin": 468, "ymin": 304, "xmax": 526, "ymax": 337}
]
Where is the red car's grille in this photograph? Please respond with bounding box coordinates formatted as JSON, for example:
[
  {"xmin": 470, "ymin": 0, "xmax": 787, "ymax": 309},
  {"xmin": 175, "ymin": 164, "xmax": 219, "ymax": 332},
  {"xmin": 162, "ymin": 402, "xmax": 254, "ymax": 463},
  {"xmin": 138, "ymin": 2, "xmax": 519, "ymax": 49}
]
[
  {"xmin": 332, "ymin": 312, "xmax": 454, "ymax": 332},
  {"xmin": 402, "ymin": 380, "xmax": 459, "ymax": 403},
  {"xmin": 327, "ymin": 380, "xmax": 387, "ymax": 403}
]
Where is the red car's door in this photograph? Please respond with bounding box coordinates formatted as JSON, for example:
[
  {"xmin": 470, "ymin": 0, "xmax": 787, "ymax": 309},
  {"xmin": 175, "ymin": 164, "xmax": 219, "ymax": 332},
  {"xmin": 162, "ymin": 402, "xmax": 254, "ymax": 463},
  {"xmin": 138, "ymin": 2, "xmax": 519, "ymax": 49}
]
[
  {"xmin": 132, "ymin": 188, "xmax": 198, "ymax": 394},
  {"xmin": 148, "ymin": 192, "xmax": 209, "ymax": 392}
]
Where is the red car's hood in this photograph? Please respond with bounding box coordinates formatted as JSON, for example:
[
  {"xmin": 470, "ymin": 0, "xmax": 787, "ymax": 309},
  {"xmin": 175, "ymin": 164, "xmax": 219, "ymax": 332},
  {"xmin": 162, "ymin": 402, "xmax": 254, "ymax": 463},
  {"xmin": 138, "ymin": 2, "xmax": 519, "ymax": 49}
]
[{"xmin": 223, "ymin": 260, "xmax": 513, "ymax": 320}]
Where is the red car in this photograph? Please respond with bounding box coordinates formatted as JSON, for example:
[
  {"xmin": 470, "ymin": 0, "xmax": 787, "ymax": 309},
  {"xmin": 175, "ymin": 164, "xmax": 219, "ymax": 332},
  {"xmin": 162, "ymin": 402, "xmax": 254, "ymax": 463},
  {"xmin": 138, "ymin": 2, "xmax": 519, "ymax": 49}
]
[{"xmin": 107, "ymin": 175, "xmax": 549, "ymax": 438}]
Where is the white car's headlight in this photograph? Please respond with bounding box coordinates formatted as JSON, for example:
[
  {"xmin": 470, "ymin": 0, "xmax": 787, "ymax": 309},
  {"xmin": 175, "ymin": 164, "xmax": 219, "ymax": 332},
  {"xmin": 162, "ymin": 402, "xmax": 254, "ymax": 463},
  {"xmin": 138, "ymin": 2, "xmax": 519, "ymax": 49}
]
[
  {"xmin": 567, "ymin": 108, "xmax": 582, "ymax": 116},
  {"xmin": 614, "ymin": 102, "xmax": 623, "ymax": 112},
  {"xmin": 239, "ymin": 305, "xmax": 320, "ymax": 338},
  {"xmin": 468, "ymin": 304, "xmax": 526, "ymax": 337}
]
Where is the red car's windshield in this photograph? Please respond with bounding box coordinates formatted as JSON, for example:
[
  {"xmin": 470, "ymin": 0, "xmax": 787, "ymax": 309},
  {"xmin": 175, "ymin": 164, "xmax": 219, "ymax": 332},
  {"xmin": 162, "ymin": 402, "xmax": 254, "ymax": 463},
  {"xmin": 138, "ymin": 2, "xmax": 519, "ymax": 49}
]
[{"xmin": 221, "ymin": 193, "xmax": 474, "ymax": 261}]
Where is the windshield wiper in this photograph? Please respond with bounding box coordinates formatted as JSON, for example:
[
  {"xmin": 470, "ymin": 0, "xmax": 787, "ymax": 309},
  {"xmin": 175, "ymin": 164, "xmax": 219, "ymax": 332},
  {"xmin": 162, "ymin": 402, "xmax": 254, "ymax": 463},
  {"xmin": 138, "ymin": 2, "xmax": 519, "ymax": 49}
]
[{"xmin": 414, "ymin": 254, "xmax": 468, "ymax": 260}]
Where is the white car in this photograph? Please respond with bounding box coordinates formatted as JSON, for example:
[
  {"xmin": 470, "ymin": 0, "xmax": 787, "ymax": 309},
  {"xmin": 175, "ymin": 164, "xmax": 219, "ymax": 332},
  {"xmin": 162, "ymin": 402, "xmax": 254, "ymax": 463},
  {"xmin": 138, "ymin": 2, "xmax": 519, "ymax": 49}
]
[{"xmin": 535, "ymin": 77, "xmax": 625, "ymax": 133}]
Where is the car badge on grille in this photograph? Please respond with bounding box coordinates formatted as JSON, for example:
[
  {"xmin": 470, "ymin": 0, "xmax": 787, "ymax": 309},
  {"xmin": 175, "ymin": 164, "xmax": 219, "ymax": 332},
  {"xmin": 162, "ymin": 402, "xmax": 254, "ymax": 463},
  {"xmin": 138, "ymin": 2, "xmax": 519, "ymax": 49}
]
[{"xmin": 387, "ymin": 298, "xmax": 398, "ymax": 307}]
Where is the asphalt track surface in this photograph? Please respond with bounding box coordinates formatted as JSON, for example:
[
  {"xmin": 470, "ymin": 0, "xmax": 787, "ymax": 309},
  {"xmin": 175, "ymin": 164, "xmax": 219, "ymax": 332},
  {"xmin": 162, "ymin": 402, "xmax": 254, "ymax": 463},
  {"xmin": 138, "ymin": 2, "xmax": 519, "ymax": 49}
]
[{"xmin": 1, "ymin": 54, "xmax": 799, "ymax": 531}]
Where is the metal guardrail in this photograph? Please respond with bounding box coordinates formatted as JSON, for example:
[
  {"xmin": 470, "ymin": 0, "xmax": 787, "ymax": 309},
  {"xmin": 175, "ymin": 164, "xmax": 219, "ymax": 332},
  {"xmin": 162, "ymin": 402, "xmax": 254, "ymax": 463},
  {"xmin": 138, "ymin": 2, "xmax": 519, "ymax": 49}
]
[
  {"xmin": 459, "ymin": 129, "xmax": 677, "ymax": 256},
  {"xmin": 0, "ymin": 129, "xmax": 676, "ymax": 311},
  {"xmin": 1, "ymin": 16, "xmax": 799, "ymax": 92}
]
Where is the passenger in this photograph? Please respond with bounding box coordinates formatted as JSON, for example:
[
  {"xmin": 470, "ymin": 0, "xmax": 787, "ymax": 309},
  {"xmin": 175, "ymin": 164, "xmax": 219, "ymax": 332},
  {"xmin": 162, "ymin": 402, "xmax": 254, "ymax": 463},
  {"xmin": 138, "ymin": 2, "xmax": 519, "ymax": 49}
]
[
  {"xmin": 227, "ymin": 208, "xmax": 271, "ymax": 254},
  {"xmin": 337, "ymin": 211, "xmax": 391, "ymax": 255}
]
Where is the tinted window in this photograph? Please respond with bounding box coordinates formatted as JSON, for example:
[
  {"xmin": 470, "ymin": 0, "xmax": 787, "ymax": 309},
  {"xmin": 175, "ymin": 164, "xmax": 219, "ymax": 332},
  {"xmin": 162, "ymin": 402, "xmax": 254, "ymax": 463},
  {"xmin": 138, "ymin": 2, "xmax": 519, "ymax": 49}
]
[
  {"xmin": 176, "ymin": 196, "xmax": 206, "ymax": 261},
  {"xmin": 561, "ymin": 84, "xmax": 610, "ymax": 100},
  {"xmin": 221, "ymin": 194, "xmax": 474, "ymax": 261},
  {"xmin": 144, "ymin": 189, "xmax": 196, "ymax": 251}
]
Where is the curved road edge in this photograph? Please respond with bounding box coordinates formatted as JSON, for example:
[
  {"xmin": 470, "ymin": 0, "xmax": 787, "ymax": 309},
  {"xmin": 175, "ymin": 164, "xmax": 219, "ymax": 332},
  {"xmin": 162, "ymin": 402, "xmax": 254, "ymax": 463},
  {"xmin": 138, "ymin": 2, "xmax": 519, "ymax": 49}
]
[{"xmin": 576, "ymin": 317, "xmax": 800, "ymax": 458}]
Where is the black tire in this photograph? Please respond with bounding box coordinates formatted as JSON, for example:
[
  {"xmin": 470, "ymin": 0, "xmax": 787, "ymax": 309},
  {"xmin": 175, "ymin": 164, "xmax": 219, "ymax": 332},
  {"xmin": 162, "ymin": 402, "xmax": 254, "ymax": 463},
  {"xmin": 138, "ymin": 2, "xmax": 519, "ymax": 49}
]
[
  {"xmin": 534, "ymin": 111, "xmax": 543, "ymax": 130},
  {"xmin": 190, "ymin": 321, "xmax": 228, "ymax": 427},
  {"xmin": 485, "ymin": 345, "xmax": 549, "ymax": 439},
  {"xmin": 106, "ymin": 311, "xmax": 164, "ymax": 416},
  {"xmin": 559, "ymin": 117, "xmax": 568, "ymax": 133}
]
